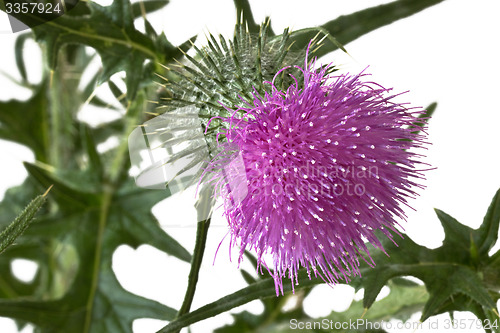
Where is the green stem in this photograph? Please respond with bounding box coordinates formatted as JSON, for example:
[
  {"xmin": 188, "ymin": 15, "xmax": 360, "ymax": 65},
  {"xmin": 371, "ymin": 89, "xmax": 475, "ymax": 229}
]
[
  {"xmin": 155, "ymin": 270, "xmax": 322, "ymax": 333},
  {"xmin": 82, "ymin": 187, "xmax": 112, "ymax": 333},
  {"xmin": 109, "ymin": 101, "xmax": 133, "ymax": 182},
  {"xmin": 109, "ymin": 96, "xmax": 145, "ymax": 182},
  {"xmin": 81, "ymin": 89, "xmax": 147, "ymax": 333},
  {"xmin": 46, "ymin": 46, "xmax": 85, "ymax": 168},
  {"xmin": 176, "ymin": 218, "xmax": 211, "ymax": 319},
  {"xmin": 48, "ymin": 70, "xmax": 61, "ymax": 168},
  {"xmin": 174, "ymin": 185, "xmax": 215, "ymax": 331}
]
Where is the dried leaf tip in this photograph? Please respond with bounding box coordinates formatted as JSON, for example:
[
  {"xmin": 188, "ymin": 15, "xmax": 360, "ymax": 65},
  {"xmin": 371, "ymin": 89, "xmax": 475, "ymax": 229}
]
[
  {"xmin": 43, "ymin": 185, "xmax": 53, "ymax": 197},
  {"xmin": 361, "ymin": 307, "xmax": 368, "ymax": 319}
]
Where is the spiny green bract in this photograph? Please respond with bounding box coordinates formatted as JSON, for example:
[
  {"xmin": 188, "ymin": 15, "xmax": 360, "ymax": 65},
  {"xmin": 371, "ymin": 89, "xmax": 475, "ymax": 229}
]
[
  {"xmin": 155, "ymin": 20, "xmax": 320, "ymax": 146},
  {"xmin": 146, "ymin": 21, "xmax": 333, "ymax": 192}
]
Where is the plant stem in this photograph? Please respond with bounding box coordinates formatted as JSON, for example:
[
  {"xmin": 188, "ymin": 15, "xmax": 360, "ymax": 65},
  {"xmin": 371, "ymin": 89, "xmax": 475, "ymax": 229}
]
[
  {"xmin": 176, "ymin": 218, "xmax": 211, "ymax": 318},
  {"xmin": 82, "ymin": 89, "xmax": 148, "ymax": 331},
  {"xmin": 82, "ymin": 187, "xmax": 112, "ymax": 333},
  {"xmin": 174, "ymin": 185, "xmax": 215, "ymax": 332}
]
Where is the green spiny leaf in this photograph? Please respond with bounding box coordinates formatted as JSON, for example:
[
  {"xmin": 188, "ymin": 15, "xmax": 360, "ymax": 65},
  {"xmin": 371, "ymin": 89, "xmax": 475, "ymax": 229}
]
[
  {"xmin": 82, "ymin": 68, "xmax": 119, "ymax": 110},
  {"xmin": 0, "ymin": 82, "xmax": 49, "ymax": 162},
  {"xmin": 14, "ymin": 33, "xmax": 31, "ymax": 82},
  {"xmin": 233, "ymin": 0, "xmax": 259, "ymax": 34},
  {"xmin": 131, "ymin": 0, "xmax": 170, "ymax": 20},
  {"xmin": 29, "ymin": 0, "xmax": 187, "ymax": 99},
  {"xmin": 0, "ymin": 167, "xmax": 190, "ymax": 332},
  {"xmin": 408, "ymin": 102, "xmax": 436, "ymax": 135},
  {"xmin": 434, "ymin": 208, "xmax": 474, "ymax": 262},
  {"xmin": 477, "ymin": 188, "xmax": 500, "ymax": 256},
  {"xmin": 0, "ymin": 188, "xmax": 50, "ymax": 254},
  {"xmin": 330, "ymin": 280, "xmax": 428, "ymax": 326},
  {"xmin": 289, "ymin": 0, "xmax": 445, "ymax": 57},
  {"xmin": 109, "ymin": 80, "xmax": 127, "ymax": 107},
  {"xmin": 240, "ymin": 270, "xmax": 257, "ymax": 285},
  {"xmin": 418, "ymin": 102, "xmax": 437, "ymax": 124},
  {"xmin": 23, "ymin": 162, "xmax": 97, "ymax": 208}
]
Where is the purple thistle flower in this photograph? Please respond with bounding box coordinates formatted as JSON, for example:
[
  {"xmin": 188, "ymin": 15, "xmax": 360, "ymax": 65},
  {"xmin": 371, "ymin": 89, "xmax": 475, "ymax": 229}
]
[{"xmin": 205, "ymin": 52, "xmax": 429, "ymax": 295}]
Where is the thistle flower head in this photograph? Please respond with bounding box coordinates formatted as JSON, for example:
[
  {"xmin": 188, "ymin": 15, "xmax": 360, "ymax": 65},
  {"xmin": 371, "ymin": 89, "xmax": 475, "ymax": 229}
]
[{"xmin": 206, "ymin": 52, "xmax": 428, "ymax": 295}]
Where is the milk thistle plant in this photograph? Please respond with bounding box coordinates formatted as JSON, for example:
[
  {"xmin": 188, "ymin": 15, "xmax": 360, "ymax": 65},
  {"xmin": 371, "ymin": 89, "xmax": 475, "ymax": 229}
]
[{"xmin": 1, "ymin": 1, "xmax": 500, "ymax": 333}]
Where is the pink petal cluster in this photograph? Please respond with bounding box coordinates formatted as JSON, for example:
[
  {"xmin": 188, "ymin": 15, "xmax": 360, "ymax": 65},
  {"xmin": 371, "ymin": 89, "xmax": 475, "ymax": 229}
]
[{"xmin": 207, "ymin": 54, "xmax": 428, "ymax": 295}]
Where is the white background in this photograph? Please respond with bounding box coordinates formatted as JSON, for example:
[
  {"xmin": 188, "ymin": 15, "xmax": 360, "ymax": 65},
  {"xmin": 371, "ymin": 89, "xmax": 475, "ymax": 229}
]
[{"xmin": 1, "ymin": 0, "xmax": 500, "ymax": 332}]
